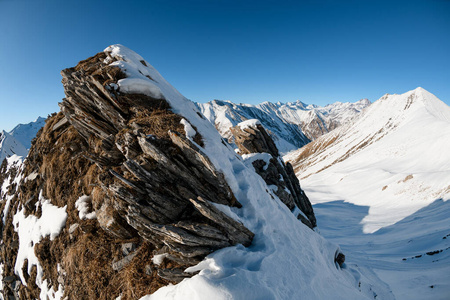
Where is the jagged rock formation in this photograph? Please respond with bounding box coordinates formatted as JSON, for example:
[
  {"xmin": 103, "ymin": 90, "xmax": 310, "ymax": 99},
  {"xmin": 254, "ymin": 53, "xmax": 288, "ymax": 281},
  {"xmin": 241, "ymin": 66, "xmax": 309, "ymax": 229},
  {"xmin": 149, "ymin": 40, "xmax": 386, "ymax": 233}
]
[
  {"xmin": 0, "ymin": 47, "xmax": 254, "ymax": 299},
  {"xmin": 230, "ymin": 120, "xmax": 316, "ymax": 228}
]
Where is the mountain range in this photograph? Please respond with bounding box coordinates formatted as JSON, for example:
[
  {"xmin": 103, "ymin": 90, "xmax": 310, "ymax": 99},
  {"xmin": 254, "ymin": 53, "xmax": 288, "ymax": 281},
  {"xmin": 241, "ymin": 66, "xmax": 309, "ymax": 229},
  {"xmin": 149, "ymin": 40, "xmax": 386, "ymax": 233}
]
[{"xmin": 196, "ymin": 98, "xmax": 370, "ymax": 153}]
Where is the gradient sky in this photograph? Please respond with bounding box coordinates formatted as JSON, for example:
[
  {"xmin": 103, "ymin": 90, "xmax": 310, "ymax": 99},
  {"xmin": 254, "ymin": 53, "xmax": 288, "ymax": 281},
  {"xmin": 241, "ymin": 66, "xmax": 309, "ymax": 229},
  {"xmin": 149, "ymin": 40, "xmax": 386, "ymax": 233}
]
[{"xmin": 1, "ymin": 0, "xmax": 449, "ymax": 131}]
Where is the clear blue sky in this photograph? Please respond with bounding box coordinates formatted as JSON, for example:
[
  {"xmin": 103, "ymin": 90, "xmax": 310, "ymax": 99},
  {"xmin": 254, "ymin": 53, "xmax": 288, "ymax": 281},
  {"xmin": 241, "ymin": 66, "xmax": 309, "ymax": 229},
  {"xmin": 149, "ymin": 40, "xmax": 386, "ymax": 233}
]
[{"xmin": 1, "ymin": 0, "xmax": 449, "ymax": 131}]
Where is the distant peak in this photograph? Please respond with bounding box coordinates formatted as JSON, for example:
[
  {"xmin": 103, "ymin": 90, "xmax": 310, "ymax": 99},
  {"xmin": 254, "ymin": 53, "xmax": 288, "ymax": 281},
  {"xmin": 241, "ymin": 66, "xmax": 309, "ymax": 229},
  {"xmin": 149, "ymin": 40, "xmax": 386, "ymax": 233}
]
[
  {"xmin": 357, "ymin": 98, "xmax": 371, "ymax": 105},
  {"xmin": 409, "ymin": 87, "xmax": 436, "ymax": 98},
  {"xmin": 35, "ymin": 116, "xmax": 46, "ymax": 122}
]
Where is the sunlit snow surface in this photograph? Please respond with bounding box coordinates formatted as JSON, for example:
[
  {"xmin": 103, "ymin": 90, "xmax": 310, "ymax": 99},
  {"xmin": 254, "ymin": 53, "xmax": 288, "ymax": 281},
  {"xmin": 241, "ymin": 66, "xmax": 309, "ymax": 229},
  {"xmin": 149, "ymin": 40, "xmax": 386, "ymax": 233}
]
[
  {"xmin": 103, "ymin": 45, "xmax": 392, "ymax": 300},
  {"xmin": 287, "ymin": 88, "xmax": 450, "ymax": 299},
  {"xmin": 13, "ymin": 191, "xmax": 67, "ymax": 299}
]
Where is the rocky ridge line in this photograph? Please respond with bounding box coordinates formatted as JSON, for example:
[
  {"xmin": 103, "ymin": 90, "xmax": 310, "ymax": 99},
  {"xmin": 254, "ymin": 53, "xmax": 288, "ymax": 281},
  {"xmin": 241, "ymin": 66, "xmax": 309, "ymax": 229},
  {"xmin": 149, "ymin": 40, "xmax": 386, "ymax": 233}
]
[{"xmin": 0, "ymin": 46, "xmax": 255, "ymax": 299}]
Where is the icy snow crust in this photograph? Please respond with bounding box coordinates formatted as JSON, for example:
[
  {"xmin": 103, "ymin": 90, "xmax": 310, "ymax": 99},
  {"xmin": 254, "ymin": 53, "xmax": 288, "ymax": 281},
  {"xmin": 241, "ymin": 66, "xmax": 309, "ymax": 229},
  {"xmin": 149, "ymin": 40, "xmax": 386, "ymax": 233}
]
[{"xmin": 104, "ymin": 45, "xmax": 392, "ymax": 300}]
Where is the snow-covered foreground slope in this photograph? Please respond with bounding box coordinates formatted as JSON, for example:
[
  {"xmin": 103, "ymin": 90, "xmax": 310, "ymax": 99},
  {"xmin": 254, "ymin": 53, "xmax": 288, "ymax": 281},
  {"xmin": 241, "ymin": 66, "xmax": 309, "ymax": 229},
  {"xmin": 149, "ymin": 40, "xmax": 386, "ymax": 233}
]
[
  {"xmin": 286, "ymin": 87, "xmax": 450, "ymax": 299},
  {"xmin": 101, "ymin": 45, "xmax": 392, "ymax": 299},
  {"xmin": 197, "ymin": 98, "xmax": 369, "ymax": 153},
  {"xmin": 306, "ymin": 191, "xmax": 450, "ymax": 300}
]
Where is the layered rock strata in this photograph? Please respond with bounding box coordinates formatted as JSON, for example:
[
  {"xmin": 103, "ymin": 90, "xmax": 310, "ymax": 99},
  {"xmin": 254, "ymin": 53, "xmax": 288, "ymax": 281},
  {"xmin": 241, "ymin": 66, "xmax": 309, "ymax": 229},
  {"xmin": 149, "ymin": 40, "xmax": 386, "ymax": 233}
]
[
  {"xmin": 230, "ymin": 120, "xmax": 316, "ymax": 228},
  {"xmin": 0, "ymin": 47, "xmax": 254, "ymax": 299}
]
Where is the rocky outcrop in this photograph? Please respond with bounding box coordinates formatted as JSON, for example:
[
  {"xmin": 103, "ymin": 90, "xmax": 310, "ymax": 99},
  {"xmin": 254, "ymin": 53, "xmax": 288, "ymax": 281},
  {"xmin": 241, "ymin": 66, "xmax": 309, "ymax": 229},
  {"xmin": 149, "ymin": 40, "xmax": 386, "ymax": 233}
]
[
  {"xmin": 0, "ymin": 47, "xmax": 254, "ymax": 299},
  {"xmin": 230, "ymin": 120, "xmax": 316, "ymax": 228}
]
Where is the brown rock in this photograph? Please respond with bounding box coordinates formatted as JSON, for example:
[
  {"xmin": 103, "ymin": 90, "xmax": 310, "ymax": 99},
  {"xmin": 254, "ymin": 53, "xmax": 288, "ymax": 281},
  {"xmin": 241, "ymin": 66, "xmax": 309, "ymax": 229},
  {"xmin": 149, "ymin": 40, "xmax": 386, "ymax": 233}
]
[{"xmin": 231, "ymin": 122, "xmax": 316, "ymax": 228}]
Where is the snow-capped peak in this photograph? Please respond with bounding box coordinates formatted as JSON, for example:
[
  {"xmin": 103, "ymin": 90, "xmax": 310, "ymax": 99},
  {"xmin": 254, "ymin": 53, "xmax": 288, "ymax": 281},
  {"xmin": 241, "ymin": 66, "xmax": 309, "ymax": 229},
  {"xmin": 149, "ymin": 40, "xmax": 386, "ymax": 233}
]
[{"xmin": 287, "ymin": 87, "xmax": 450, "ymax": 233}]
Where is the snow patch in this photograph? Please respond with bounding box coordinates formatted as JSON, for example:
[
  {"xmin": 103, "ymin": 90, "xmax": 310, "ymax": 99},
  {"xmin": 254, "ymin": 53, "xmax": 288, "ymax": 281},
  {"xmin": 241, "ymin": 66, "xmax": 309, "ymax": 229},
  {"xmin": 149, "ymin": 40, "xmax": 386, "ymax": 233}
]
[
  {"xmin": 180, "ymin": 119, "xmax": 197, "ymax": 141},
  {"xmin": 237, "ymin": 119, "xmax": 261, "ymax": 130},
  {"xmin": 241, "ymin": 152, "xmax": 272, "ymax": 171},
  {"xmin": 26, "ymin": 171, "xmax": 39, "ymax": 182},
  {"xmin": 13, "ymin": 191, "xmax": 67, "ymax": 288},
  {"xmin": 39, "ymin": 279, "xmax": 64, "ymax": 300},
  {"xmin": 75, "ymin": 195, "xmax": 96, "ymax": 220},
  {"xmin": 152, "ymin": 253, "xmax": 168, "ymax": 266}
]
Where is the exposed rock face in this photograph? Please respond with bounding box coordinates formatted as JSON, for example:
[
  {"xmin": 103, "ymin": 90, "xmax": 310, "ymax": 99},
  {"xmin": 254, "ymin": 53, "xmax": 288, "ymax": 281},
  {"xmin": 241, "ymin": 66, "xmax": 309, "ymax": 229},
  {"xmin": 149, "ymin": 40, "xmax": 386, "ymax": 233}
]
[
  {"xmin": 0, "ymin": 47, "xmax": 253, "ymax": 299},
  {"xmin": 230, "ymin": 120, "xmax": 316, "ymax": 228}
]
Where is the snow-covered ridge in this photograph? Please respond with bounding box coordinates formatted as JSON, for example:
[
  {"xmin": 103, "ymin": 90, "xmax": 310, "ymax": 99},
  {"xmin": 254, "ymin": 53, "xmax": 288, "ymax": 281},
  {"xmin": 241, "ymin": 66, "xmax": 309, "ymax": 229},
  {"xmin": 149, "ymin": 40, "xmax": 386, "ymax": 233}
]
[
  {"xmin": 196, "ymin": 97, "xmax": 370, "ymax": 153},
  {"xmin": 102, "ymin": 45, "xmax": 391, "ymax": 299}
]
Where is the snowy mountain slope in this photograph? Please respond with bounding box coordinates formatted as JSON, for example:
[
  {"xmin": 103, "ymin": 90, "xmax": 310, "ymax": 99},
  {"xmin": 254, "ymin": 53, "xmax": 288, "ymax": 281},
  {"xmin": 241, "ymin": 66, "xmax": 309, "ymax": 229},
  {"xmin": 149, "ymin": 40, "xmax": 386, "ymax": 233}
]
[
  {"xmin": 0, "ymin": 117, "xmax": 45, "ymax": 164},
  {"xmin": 311, "ymin": 198, "xmax": 450, "ymax": 300},
  {"xmin": 287, "ymin": 87, "xmax": 450, "ymax": 232},
  {"xmin": 285, "ymin": 87, "xmax": 450, "ymax": 299},
  {"xmin": 102, "ymin": 45, "xmax": 392, "ymax": 300},
  {"xmin": 196, "ymin": 100, "xmax": 310, "ymax": 153},
  {"xmin": 9, "ymin": 116, "xmax": 46, "ymax": 150},
  {"xmin": 196, "ymin": 98, "xmax": 370, "ymax": 153},
  {"xmin": 0, "ymin": 131, "xmax": 28, "ymax": 163}
]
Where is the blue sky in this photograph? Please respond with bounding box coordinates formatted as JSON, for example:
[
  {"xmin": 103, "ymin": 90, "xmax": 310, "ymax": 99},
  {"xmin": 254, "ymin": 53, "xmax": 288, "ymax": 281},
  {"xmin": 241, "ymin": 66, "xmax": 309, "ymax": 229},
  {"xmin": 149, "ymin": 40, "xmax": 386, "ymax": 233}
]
[{"xmin": 1, "ymin": 0, "xmax": 449, "ymax": 131}]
